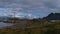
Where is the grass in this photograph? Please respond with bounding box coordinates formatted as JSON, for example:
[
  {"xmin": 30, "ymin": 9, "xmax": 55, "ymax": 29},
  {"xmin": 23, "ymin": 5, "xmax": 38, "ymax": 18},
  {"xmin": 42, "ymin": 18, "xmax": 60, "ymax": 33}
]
[
  {"xmin": 0, "ymin": 19, "xmax": 60, "ymax": 34},
  {"xmin": 0, "ymin": 23, "xmax": 60, "ymax": 34}
]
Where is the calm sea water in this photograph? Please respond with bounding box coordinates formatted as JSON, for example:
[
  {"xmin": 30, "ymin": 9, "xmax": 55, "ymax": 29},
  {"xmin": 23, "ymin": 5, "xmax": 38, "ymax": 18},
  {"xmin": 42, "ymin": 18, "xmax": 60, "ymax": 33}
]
[{"xmin": 0, "ymin": 22, "xmax": 14, "ymax": 27}]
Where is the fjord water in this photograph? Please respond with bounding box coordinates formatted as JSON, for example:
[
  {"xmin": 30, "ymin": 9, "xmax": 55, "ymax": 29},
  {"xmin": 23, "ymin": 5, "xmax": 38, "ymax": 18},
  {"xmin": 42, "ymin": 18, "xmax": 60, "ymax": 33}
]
[{"xmin": 0, "ymin": 22, "xmax": 14, "ymax": 28}]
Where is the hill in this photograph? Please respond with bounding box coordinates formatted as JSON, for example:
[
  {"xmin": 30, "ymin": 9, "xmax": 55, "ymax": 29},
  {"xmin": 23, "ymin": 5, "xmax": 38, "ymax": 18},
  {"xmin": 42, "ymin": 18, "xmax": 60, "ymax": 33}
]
[{"xmin": 43, "ymin": 13, "xmax": 60, "ymax": 20}]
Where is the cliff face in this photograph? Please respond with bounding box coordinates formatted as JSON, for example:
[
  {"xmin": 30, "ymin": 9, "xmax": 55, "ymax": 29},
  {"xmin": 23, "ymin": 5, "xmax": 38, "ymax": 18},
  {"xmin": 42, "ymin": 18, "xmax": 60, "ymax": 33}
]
[{"xmin": 43, "ymin": 13, "xmax": 60, "ymax": 20}]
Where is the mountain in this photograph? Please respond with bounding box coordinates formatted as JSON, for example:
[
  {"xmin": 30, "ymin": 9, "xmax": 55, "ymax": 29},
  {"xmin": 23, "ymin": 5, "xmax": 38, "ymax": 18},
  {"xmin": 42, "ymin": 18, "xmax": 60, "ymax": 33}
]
[
  {"xmin": 43, "ymin": 13, "xmax": 60, "ymax": 20},
  {"xmin": 0, "ymin": 16, "xmax": 12, "ymax": 20}
]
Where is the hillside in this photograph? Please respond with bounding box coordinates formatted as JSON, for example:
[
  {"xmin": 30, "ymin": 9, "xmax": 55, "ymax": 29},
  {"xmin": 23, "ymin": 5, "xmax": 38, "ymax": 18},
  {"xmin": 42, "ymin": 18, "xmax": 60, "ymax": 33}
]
[{"xmin": 43, "ymin": 13, "xmax": 60, "ymax": 20}]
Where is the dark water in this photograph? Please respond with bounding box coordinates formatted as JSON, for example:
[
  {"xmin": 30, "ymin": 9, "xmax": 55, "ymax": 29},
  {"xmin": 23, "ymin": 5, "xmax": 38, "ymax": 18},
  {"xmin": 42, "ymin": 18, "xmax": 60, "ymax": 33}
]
[{"xmin": 0, "ymin": 22, "xmax": 14, "ymax": 27}]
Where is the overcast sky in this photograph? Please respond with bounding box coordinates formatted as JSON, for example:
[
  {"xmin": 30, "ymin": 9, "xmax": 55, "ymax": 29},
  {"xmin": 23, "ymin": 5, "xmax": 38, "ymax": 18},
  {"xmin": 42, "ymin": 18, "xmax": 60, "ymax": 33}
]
[{"xmin": 0, "ymin": 0, "xmax": 60, "ymax": 18}]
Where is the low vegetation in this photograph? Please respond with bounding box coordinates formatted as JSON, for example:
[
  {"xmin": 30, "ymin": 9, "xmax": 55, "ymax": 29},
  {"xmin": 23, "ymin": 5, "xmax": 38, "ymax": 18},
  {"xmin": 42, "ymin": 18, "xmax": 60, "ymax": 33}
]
[
  {"xmin": 0, "ymin": 18, "xmax": 60, "ymax": 34},
  {"xmin": 0, "ymin": 23, "xmax": 60, "ymax": 34}
]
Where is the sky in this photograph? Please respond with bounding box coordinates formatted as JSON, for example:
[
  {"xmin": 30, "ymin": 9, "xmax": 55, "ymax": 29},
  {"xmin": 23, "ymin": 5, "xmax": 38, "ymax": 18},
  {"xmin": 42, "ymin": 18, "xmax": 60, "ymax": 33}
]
[{"xmin": 0, "ymin": 0, "xmax": 60, "ymax": 18}]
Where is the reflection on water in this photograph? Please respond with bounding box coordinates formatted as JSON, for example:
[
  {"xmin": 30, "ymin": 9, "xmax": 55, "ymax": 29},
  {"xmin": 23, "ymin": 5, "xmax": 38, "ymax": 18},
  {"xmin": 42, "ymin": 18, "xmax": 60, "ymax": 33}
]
[{"xmin": 0, "ymin": 22, "xmax": 14, "ymax": 27}]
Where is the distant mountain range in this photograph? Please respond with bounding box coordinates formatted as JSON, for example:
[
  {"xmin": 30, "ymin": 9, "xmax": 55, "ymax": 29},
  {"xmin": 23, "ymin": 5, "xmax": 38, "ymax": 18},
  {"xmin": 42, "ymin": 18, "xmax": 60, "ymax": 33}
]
[
  {"xmin": 0, "ymin": 13, "xmax": 60, "ymax": 20},
  {"xmin": 43, "ymin": 13, "xmax": 60, "ymax": 20},
  {"xmin": 0, "ymin": 16, "xmax": 12, "ymax": 20}
]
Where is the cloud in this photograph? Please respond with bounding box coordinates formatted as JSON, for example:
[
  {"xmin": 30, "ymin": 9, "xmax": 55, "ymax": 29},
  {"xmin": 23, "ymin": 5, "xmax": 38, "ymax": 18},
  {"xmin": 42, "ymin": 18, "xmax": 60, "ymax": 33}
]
[
  {"xmin": 0, "ymin": 0, "xmax": 56, "ymax": 11},
  {"xmin": 0, "ymin": 0, "xmax": 60, "ymax": 18}
]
